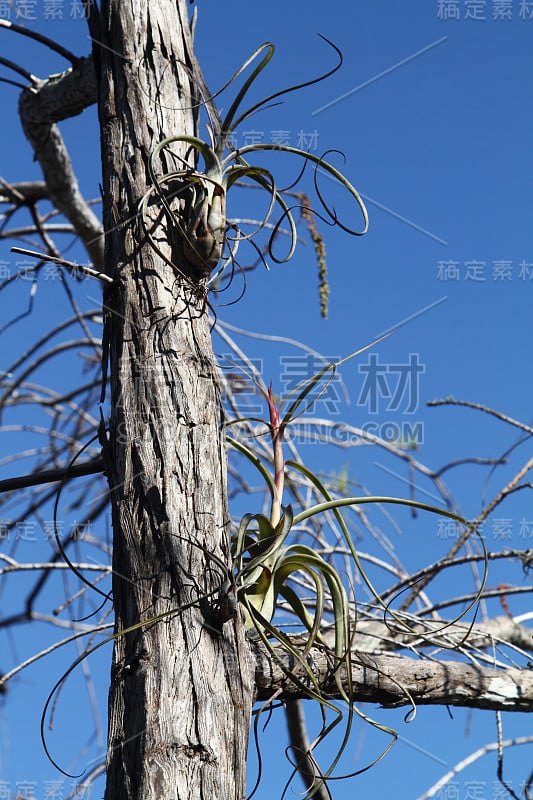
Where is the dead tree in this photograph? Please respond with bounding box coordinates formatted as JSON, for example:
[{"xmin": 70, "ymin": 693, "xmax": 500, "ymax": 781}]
[{"xmin": 0, "ymin": 4, "xmax": 532, "ymax": 800}]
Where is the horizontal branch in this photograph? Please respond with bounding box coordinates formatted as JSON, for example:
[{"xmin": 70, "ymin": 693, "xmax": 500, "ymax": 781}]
[
  {"xmin": 0, "ymin": 179, "xmax": 49, "ymax": 203},
  {"xmin": 252, "ymin": 638, "xmax": 533, "ymax": 712},
  {"xmin": 0, "ymin": 456, "xmax": 104, "ymax": 493}
]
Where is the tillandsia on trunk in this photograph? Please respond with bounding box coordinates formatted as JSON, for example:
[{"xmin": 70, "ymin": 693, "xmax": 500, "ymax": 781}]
[
  {"xmin": 35, "ymin": 343, "xmax": 489, "ymax": 796},
  {"xmin": 224, "ymin": 343, "xmax": 489, "ymax": 798},
  {"xmin": 140, "ymin": 36, "xmax": 369, "ymax": 295},
  {"xmin": 181, "ymin": 177, "xmax": 226, "ymax": 277}
]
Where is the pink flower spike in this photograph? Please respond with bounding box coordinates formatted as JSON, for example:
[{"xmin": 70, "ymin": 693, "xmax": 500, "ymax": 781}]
[{"xmin": 267, "ymin": 382, "xmax": 280, "ymax": 431}]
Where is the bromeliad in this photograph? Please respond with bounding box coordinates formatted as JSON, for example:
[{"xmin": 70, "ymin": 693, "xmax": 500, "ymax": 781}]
[{"xmin": 140, "ymin": 37, "xmax": 368, "ymax": 288}]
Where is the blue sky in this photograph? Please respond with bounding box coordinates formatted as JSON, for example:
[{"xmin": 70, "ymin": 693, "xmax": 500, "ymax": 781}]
[{"xmin": 1, "ymin": 2, "xmax": 532, "ymax": 799}]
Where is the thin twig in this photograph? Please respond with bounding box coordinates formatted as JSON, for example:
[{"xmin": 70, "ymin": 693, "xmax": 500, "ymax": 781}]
[
  {"xmin": 428, "ymin": 397, "xmax": 533, "ymax": 436},
  {"xmin": 11, "ymin": 246, "xmax": 113, "ymax": 283},
  {"xmin": 0, "ymin": 18, "xmax": 80, "ymax": 65},
  {"xmin": 415, "ymin": 736, "xmax": 533, "ymax": 800}
]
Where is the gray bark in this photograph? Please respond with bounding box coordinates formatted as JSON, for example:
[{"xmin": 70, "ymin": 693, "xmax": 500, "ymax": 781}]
[
  {"xmin": 253, "ymin": 638, "xmax": 533, "ymax": 712},
  {"xmin": 95, "ymin": 3, "xmax": 254, "ymax": 798},
  {"xmin": 8, "ymin": 5, "xmax": 533, "ymax": 796},
  {"xmin": 18, "ymin": 56, "xmax": 103, "ymax": 267}
]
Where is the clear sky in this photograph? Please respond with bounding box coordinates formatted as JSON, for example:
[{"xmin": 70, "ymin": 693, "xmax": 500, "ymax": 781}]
[{"xmin": 1, "ymin": 2, "xmax": 532, "ymax": 799}]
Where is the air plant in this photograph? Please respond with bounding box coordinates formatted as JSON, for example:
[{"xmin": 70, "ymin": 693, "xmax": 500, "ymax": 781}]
[
  {"xmin": 38, "ymin": 345, "xmax": 488, "ymax": 793},
  {"xmin": 226, "ymin": 349, "xmax": 488, "ymax": 798},
  {"xmin": 140, "ymin": 37, "xmax": 368, "ymax": 296}
]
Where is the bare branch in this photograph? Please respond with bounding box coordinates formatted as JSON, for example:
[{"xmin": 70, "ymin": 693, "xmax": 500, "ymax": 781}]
[
  {"xmin": 0, "ymin": 18, "xmax": 80, "ymax": 65},
  {"xmin": 11, "ymin": 246, "xmax": 113, "ymax": 284},
  {"xmin": 0, "ymin": 456, "xmax": 103, "ymax": 493},
  {"xmin": 0, "ymin": 56, "xmax": 38, "ymax": 86},
  {"xmin": 285, "ymin": 699, "xmax": 330, "ymax": 800},
  {"xmin": 253, "ymin": 639, "xmax": 533, "ymax": 711},
  {"xmin": 17, "ymin": 57, "xmax": 103, "ymax": 267},
  {"xmin": 0, "ymin": 179, "xmax": 49, "ymax": 203},
  {"xmin": 415, "ymin": 735, "xmax": 533, "ymax": 800},
  {"xmin": 428, "ymin": 397, "xmax": 533, "ymax": 436}
]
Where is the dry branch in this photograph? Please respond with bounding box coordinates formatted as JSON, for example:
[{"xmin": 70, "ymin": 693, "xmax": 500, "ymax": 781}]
[
  {"xmin": 17, "ymin": 56, "xmax": 103, "ymax": 267},
  {"xmin": 253, "ymin": 639, "xmax": 533, "ymax": 711}
]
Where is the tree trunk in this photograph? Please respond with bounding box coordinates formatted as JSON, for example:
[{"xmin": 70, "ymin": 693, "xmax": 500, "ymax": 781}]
[{"xmin": 95, "ymin": 3, "xmax": 254, "ymax": 798}]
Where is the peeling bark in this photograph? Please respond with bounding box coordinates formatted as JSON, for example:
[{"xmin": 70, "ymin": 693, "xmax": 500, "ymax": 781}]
[
  {"xmin": 96, "ymin": 3, "xmax": 254, "ymax": 798},
  {"xmin": 253, "ymin": 639, "xmax": 533, "ymax": 711},
  {"xmin": 11, "ymin": 4, "xmax": 532, "ymax": 795}
]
